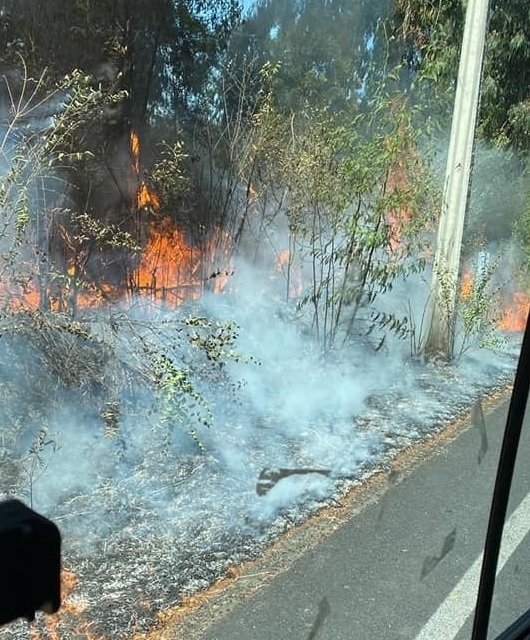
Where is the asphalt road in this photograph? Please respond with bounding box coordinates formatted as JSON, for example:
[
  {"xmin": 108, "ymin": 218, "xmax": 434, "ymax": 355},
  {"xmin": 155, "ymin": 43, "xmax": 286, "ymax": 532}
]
[{"xmin": 175, "ymin": 392, "xmax": 530, "ymax": 640}]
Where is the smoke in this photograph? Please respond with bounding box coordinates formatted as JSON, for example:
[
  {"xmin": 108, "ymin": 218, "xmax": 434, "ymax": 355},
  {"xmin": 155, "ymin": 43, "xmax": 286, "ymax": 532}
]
[
  {"xmin": 3, "ymin": 264, "xmax": 389, "ymax": 543},
  {"xmin": 0, "ymin": 35, "xmax": 526, "ymax": 637},
  {"xmin": 9, "ymin": 259, "xmax": 516, "ymax": 564},
  {"xmin": 0, "ymin": 129, "xmax": 521, "ymax": 576},
  {"xmin": 467, "ymin": 142, "xmax": 527, "ymax": 246},
  {"xmin": 0, "ymin": 198, "xmax": 521, "ymax": 640}
]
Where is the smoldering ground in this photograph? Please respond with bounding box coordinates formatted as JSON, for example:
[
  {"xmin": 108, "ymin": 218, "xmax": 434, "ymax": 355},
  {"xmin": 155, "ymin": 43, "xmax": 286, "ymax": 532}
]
[
  {"xmin": 0, "ymin": 266, "xmax": 522, "ymax": 639},
  {"xmin": 0, "ymin": 91, "xmax": 527, "ymax": 640}
]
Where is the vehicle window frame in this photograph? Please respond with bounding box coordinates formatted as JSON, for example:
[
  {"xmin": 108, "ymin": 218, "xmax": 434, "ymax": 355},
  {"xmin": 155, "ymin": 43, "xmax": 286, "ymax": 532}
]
[{"xmin": 472, "ymin": 311, "xmax": 530, "ymax": 639}]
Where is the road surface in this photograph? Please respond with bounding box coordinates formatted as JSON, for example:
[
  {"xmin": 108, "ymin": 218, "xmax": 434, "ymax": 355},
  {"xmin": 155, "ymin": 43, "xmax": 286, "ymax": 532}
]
[{"xmin": 156, "ymin": 389, "xmax": 530, "ymax": 640}]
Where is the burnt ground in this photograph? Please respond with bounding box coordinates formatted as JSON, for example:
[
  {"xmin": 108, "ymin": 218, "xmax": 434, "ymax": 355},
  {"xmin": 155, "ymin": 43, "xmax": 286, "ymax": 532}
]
[{"xmin": 0, "ymin": 337, "xmax": 522, "ymax": 640}]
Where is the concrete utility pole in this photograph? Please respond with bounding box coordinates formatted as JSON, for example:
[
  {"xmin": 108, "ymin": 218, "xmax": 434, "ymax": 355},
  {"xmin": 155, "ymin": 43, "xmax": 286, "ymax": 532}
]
[{"xmin": 423, "ymin": 0, "xmax": 490, "ymax": 359}]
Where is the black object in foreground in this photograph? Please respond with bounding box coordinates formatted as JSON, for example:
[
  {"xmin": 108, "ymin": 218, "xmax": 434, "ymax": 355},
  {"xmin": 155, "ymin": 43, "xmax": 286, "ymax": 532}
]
[
  {"xmin": 0, "ymin": 499, "xmax": 61, "ymax": 625},
  {"xmin": 256, "ymin": 467, "xmax": 331, "ymax": 496},
  {"xmin": 472, "ymin": 308, "xmax": 530, "ymax": 640}
]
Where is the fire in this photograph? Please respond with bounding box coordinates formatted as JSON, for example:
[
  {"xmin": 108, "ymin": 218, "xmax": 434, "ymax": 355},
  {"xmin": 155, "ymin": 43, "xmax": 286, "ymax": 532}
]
[
  {"xmin": 129, "ymin": 130, "xmax": 208, "ymax": 304},
  {"xmin": 276, "ymin": 249, "xmax": 290, "ymax": 271},
  {"xmin": 201, "ymin": 227, "xmax": 234, "ymax": 294},
  {"xmin": 275, "ymin": 249, "xmax": 303, "ymax": 298},
  {"xmin": 133, "ymin": 218, "xmax": 233, "ymax": 303},
  {"xmin": 1, "ymin": 129, "xmax": 233, "ymax": 311},
  {"xmin": 498, "ymin": 291, "xmax": 530, "ymax": 332},
  {"xmin": 28, "ymin": 570, "xmax": 105, "ymax": 640},
  {"xmin": 137, "ymin": 182, "xmax": 161, "ymax": 210},
  {"xmin": 135, "ymin": 217, "xmax": 202, "ymax": 303},
  {"xmin": 460, "ymin": 270, "xmax": 474, "ymax": 300},
  {"xmin": 384, "ymin": 145, "xmax": 415, "ymax": 255},
  {"xmin": 130, "ymin": 130, "xmax": 161, "ymax": 211},
  {"xmin": 130, "ymin": 130, "xmax": 140, "ymax": 173}
]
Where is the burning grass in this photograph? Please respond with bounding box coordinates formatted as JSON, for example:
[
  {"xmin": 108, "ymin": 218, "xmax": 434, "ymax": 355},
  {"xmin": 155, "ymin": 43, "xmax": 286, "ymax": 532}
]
[
  {"xmin": 0, "ymin": 300, "xmax": 523, "ymax": 639},
  {"xmin": 498, "ymin": 291, "xmax": 530, "ymax": 332}
]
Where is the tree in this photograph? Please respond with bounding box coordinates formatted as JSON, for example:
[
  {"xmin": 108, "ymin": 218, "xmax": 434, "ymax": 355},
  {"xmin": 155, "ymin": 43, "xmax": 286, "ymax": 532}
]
[
  {"xmin": 393, "ymin": 0, "xmax": 530, "ymax": 357},
  {"xmin": 227, "ymin": 0, "xmax": 393, "ymax": 116},
  {"xmin": 0, "ymin": 0, "xmax": 241, "ymax": 296},
  {"xmin": 479, "ymin": 0, "xmax": 530, "ymax": 151},
  {"xmin": 234, "ymin": 77, "xmax": 436, "ymax": 351},
  {"xmin": 0, "ymin": 0, "xmax": 240, "ymax": 120},
  {"xmin": 393, "ymin": 0, "xmax": 530, "ymax": 152},
  {"xmin": 0, "ymin": 65, "xmax": 248, "ymax": 453}
]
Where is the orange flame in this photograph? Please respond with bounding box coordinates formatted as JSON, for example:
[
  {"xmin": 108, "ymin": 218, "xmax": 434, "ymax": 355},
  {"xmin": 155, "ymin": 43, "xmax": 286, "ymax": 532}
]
[
  {"xmin": 137, "ymin": 182, "xmax": 161, "ymax": 210},
  {"xmin": 276, "ymin": 249, "xmax": 302, "ymax": 298},
  {"xmin": 2, "ymin": 131, "xmax": 232, "ymax": 311},
  {"xmin": 132, "ymin": 218, "xmax": 233, "ymax": 303},
  {"xmin": 460, "ymin": 270, "xmax": 474, "ymax": 300},
  {"xmin": 385, "ymin": 151, "xmax": 414, "ymax": 254},
  {"xmin": 29, "ymin": 570, "xmax": 106, "ymax": 640},
  {"xmin": 498, "ymin": 292, "xmax": 530, "ymax": 332},
  {"xmin": 130, "ymin": 130, "xmax": 140, "ymax": 173},
  {"xmin": 130, "ymin": 130, "xmax": 161, "ymax": 211},
  {"xmin": 276, "ymin": 249, "xmax": 290, "ymax": 271},
  {"xmin": 135, "ymin": 218, "xmax": 201, "ymax": 303},
  {"xmin": 200, "ymin": 228, "xmax": 234, "ymax": 294}
]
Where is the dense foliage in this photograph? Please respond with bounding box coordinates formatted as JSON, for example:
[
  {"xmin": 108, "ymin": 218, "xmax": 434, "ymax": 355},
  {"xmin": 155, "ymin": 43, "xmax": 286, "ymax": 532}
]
[
  {"xmin": 394, "ymin": 0, "xmax": 530, "ymax": 304},
  {"xmin": 394, "ymin": 0, "xmax": 530, "ymax": 151},
  {"xmin": 0, "ymin": 0, "xmax": 529, "ymax": 444}
]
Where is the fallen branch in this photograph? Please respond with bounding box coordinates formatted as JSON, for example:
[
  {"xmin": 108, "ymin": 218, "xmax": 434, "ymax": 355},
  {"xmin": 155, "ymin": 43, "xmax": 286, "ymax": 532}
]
[{"xmin": 256, "ymin": 467, "xmax": 331, "ymax": 496}]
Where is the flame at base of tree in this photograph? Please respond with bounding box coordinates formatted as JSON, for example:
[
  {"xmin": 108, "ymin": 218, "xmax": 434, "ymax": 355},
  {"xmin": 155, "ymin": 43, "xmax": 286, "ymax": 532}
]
[
  {"xmin": 0, "ymin": 217, "xmax": 234, "ymax": 311},
  {"xmin": 460, "ymin": 269, "xmax": 474, "ymax": 300},
  {"xmin": 128, "ymin": 129, "xmax": 233, "ymax": 304},
  {"xmin": 133, "ymin": 217, "xmax": 202, "ymax": 303},
  {"xmin": 137, "ymin": 182, "xmax": 161, "ymax": 210},
  {"xmin": 456, "ymin": 265, "xmax": 528, "ymax": 333},
  {"xmin": 131, "ymin": 216, "xmax": 233, "ymax": 305}
]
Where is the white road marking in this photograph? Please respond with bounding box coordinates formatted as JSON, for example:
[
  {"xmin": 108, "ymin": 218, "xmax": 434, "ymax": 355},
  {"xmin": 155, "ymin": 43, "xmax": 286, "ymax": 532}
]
[{"xmin": 415, "ymin": 490, "xmax": 530, "ymax": 640}]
